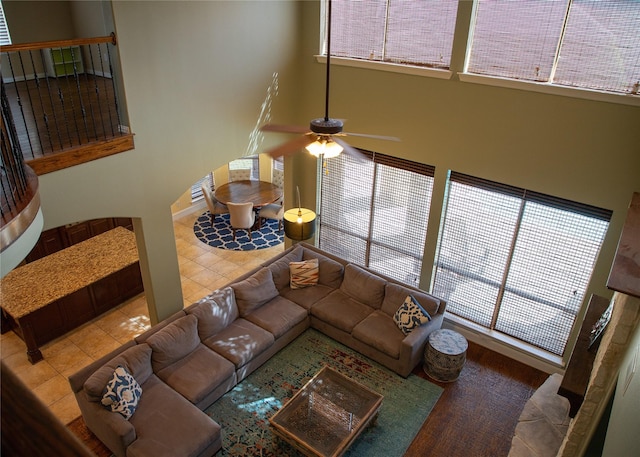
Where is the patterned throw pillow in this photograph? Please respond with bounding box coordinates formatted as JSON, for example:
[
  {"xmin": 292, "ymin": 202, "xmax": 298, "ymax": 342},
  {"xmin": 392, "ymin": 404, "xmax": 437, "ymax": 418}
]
[
  {"xmin": 393, "ymin": 295, "xmax": 431, "ymax": 335},
  {"xmin": 101, "ymin": 365, "xmax": 142, "ymax": 420},
  {"xmin": 289, "ymin": 258, "xmax": 319, "ymax": 289}
]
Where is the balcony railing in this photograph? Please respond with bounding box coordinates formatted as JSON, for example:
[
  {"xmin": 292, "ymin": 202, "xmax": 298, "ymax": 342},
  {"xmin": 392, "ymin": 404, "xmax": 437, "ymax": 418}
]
[{"xmin": 0, "ymin": 34, "xmax": 133, "ymax": 175}]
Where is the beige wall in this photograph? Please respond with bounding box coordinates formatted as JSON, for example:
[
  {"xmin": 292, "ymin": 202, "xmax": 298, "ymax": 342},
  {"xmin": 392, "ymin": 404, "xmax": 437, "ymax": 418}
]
[{"xmin": 35, "ymin": 1, "xmax": 301, "ymax": 323}]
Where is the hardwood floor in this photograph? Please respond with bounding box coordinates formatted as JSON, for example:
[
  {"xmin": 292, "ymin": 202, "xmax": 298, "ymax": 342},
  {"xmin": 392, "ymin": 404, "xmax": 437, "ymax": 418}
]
[
  {"xmin": 406, "ymin": 341, "xmax": 547, "ymax": 457},
  {"xmin": 68, "ymin": 339, "xmax": 547, "ymax": 457}
]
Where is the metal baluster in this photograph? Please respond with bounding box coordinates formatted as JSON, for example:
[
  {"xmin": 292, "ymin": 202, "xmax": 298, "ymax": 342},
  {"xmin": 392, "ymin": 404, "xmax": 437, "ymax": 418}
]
[
  {"xmin": 40, "ymin": 49, "xmax": 65, "ymax": 151},
  {"xmin": 5, "ymin": 53, "xmax": 37, "ymax": 159},
  {"xmin": 104, "ymin": 41, "xmax": 122, "ymax": 135},
  {"xmin": 29, "ymin": 50, "xmax": 55, "ymax": 153},
  {"xmin": 69, "ymin": 45, "xmax": 89, "ymax": 144},
  {"xmin": 87, "ymin": 43, "xmax": 106, "ymax": 140}
]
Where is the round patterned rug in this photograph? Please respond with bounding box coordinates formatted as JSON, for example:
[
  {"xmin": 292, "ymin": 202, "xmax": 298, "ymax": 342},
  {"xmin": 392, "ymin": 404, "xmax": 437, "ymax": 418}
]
[{"xmin": 193, "ymin": 211, "xmax": 283, "ymax": 251}]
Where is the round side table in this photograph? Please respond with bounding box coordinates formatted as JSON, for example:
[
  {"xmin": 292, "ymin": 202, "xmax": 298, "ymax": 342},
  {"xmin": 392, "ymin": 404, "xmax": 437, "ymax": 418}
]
[{"xmin": 423, "ymin": 329, "xmax": 468, "ymax": 382}]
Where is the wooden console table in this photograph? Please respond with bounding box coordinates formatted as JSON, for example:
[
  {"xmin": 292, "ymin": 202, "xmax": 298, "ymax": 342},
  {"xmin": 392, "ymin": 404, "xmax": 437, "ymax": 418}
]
[{"xmin": 0, "ymin": 227, "xmax": 143, "ymax": 363}]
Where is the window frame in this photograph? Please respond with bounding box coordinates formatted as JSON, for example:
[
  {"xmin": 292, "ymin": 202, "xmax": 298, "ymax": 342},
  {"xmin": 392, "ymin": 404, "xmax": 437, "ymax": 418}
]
[
  {"xmin": 317, "ymin": 149, "xmax": 436, "ymax": 287},
  {"xmin": 318, "ymin": 0, "xmax": 640, "ymax": 107},
  {"xmin": 431, "ymin": 171, "xmax": 612, "ymax": 358}
]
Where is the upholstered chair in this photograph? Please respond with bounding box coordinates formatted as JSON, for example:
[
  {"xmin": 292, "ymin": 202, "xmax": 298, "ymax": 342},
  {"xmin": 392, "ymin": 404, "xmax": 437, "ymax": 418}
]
[
  {"xmin": 201, "ymin": 182, "xmax": 228, "ymax": 224},
  {"xmin": 229, "ymin": 169, "xmax": 251, "ymax": 182},
  {"xmin": 258, "ymin": 204, "xmax": 284, "ymax": 231},
  {"xmin": 227, "ymin": 202, "xmax": 255, "ymax": 240}
]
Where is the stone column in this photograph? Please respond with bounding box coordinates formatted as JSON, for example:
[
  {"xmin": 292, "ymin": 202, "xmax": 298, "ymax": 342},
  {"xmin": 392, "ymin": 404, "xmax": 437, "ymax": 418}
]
[{"xmin": 557, "ymin": 292, "xmax": 640, "ymax": 457}]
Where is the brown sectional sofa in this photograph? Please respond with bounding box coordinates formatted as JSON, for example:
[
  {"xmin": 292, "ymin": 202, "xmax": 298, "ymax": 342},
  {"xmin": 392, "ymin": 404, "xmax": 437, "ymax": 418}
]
[{"xmin": 69, "ymin": 243, "xmax": 445, "ymax": 457}]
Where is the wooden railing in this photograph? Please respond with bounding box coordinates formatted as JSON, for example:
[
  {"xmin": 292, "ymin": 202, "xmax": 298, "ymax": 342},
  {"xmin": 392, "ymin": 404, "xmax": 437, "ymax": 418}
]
[{"xmin": 0, "ymin": 34, "xmax": 133, "ymax": 175}]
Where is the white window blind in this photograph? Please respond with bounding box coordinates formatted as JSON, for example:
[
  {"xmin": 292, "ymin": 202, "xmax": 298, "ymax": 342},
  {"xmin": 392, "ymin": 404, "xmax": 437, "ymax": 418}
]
[
  {"xmin": 319, "ymin": 150, "xmax": 435, "ymax": 286},
  {"xmin": 330, "ymin": 0, "xmax": 458, "ymax": 69},
  {"xmin": 467, "ymin": 0, "xmax": 640, "ymax": 94},
  {"xmin": 0, "ymin": 2, "xmax": 11, "ymax": 46},
  {"xmin": 432, "ymin": 172, "xmax": 612, "ymax": 356}
]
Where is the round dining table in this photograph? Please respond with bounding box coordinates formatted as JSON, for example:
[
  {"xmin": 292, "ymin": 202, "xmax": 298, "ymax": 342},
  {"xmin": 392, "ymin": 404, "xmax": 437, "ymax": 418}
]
[{"xmin": 214, "ymin": 180, "xmax": 282, "ymax": 207}]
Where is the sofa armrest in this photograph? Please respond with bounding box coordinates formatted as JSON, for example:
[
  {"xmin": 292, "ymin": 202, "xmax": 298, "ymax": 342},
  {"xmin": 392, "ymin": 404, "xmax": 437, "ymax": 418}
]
[
  {"xmin": 399, "ymin": 313, "xmax": 444, "ymax": 376},
  {"xmin": 79, "ymin": 396, "xmax": 136, "ymax": 457}
]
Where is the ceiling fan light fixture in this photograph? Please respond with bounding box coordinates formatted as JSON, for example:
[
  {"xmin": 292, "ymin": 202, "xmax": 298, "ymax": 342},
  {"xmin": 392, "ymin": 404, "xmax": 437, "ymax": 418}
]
[{"xmin": 305, "ymin": 137, "xmax": 343, "ymax": 158}]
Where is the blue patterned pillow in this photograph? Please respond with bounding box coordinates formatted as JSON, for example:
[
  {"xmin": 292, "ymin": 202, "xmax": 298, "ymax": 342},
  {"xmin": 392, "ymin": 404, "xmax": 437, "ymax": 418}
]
[
  {"xmin": 101, "ymin": 366, "xmax": 142, "ymax": 420},
  {"xmin": 393, "ymin": 295, "xmax": 431, "ymax": 335}
]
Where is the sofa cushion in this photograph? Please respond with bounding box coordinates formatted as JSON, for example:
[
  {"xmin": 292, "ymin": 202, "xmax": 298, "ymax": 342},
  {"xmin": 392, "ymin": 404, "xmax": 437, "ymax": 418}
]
[
  {"xmin": 244, "ymin": 296, "xmax": 308, "ymax": 338},
  {"xmin": 101, "ymin": 365, "xmax": 143, "ymax": 419},
  {"xmin": 312, "ymin": 290, "xmax": 375, "ymax": 333},
  {"xmin": 290, "ymin": 258, "xmax": 319, "ymax": 289},
  {"xmin": 127, "ymin": 375, "xmax": 221, "ymax": 457},
  {"xmin": 303, "ymin": 250, "xmax": 344, "ymax": 288},
  {"xmin": 146, "ymin": 314, "xmax": 200, "ymax": 372},
  {"xmin": 381, "ymin": 282, "xmax": 440, "ymax": 317},
  {"xmin": 186, "ymin": 287, "xmax": 238, "ymax": 340},
  {"xmin": 352, "ymin": 311, "xmax": 405, "ymax": 359},
  {"xmin": 231, "ymin": 267, "xmax": 279, "ymax": 316},
  {"xmin": 280, "ymin": 283, "xmax": 335, "ymax": 311},
  {"xmin": 204, "ymin": 318, "xmax": 275, "ymax": 368},
  {"xmin": 84, "ymin": 343, "xmax": 153, "ymax": 403},
  {"xmin": 340, "ymin": 264, "xmax": 386, "ymax": 309},
  {"xmin": 393, "ymin": 295, "xmax": 431, "ymax": 335},
  {"xmin": 269, "ymin": 245, "xmax": 304, "ymax": 290},
  {"xmin": 154, "ymin": 344, "xmax": 236, "ymax": 406}
]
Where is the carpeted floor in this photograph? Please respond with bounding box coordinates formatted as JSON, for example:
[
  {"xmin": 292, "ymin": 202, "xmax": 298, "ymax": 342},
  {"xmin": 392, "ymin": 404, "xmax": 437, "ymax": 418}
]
[
  {"xmin": 194, "ymin": 211, "xmax": 283, "ymax": 251},
  {"xmin": 205, "ymin": 329, "xmax": 443, "ymax": 457}
]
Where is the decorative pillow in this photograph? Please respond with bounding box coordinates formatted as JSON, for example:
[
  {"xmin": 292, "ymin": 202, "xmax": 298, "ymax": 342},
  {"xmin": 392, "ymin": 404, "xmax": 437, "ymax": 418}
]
[
  {"xmin": 101, "ymin": 366, "xmax": 142, "ymax": 420},
  {"xmin": 393, "ymin": 295, "xmax": 431, "ymax": 335},
  {"xmin": 231, "ymin": 268, "xmax": 279, "ymax": 316},
  {"xmin": 290, "ymin": 258, "xmax": 319, "ymax": 289}
]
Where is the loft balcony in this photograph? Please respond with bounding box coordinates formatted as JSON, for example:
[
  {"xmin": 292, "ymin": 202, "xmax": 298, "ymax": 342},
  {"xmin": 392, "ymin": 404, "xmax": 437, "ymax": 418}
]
[
  {"xmin": 1, "ymin": 34, "xmax": 131, "ymax": 271},
  {"xmin": 1, "ymin": 34, "xmax": 133, "ymax": 175}
]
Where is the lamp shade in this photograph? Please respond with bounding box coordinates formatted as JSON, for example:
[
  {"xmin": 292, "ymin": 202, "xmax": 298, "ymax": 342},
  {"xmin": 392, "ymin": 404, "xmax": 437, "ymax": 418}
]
[{"xmin": 283, "ymin": 207, "xmax": 317, "ymax": 241}]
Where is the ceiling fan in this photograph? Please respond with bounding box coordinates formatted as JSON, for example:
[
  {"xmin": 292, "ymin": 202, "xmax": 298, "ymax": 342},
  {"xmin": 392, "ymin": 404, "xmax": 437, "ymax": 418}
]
[{"xmin": 260, "ymin": 0, "xmax": 399, "ymax": 162}]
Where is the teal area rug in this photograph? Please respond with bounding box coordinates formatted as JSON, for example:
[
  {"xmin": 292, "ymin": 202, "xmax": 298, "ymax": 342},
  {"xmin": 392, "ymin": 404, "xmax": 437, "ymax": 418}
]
[{"xmin": 206, "ymin": 329, "xmax": 443, "ymax": 456}]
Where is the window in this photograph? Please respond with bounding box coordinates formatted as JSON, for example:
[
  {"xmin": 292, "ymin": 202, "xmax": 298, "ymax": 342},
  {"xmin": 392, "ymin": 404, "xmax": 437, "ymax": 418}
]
[
  {"xmin": 228, "ymin": 155, "xmax": 259, "ymax": 181},
  {"xmin": 0, "ymin": 1, "xmax": 11, "ymax": 46},
  {"xmin": 325, "ymin": 0, "xmax": 640, "ymax": 98},
  {"xmin": 319, "ymin": 150, "xmax": 435, "ymax": 286},
  {"xmin": 191, "ymin": 173, "xmax": 213, "ymax": 203},
  {"xmin": 432, "ymin": 172, "xmax": 612, "ymax": 356},
  {"xmin": 467, "ymin": 0, "xmax": 640, "ymax": 94},
  {"xmin": 329, "ymin": 0, "xmax": 458, "ymax": 69}
]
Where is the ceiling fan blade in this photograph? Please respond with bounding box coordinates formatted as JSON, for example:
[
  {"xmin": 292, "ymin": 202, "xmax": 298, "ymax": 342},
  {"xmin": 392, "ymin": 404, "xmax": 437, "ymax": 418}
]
[
  {"xmin": 260, "ymin": 124, "xmax": 311, "ymax": 134},
  {"xmin": 263, "ymin": 134, "xmax": 314, "ymax": 158},
  {"xmin": 332, "ymin": 137, "xmax": 370, "ymax": 163},
  {"xmin": 342, "ymin": 131, "xmax": 401, "ymax": 142}
]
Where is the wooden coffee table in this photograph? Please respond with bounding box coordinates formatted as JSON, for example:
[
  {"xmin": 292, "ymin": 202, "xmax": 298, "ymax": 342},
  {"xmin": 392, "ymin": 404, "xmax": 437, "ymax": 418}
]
[{"xmin": 269, "ymin": 366, "xmax": 383, "ymax": 457}]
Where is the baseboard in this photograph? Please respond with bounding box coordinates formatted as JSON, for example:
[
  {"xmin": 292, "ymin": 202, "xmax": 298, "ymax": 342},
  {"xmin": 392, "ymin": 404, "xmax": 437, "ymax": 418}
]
[{"xmin": 172, "ymin": 201, "xmax": 206, "ymax": 220}]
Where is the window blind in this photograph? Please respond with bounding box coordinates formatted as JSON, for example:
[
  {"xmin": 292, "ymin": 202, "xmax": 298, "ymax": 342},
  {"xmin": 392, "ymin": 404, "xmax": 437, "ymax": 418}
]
[
  {"xmin": 319, "ymin": 149, "xmax": 435, "ymax": 286},
  {"xmin": 330, "ymin": 0, "xmax": 458, "ymax": 69},
  {"xmin": 467, "ymin": 0, "xmax": 640, "ymax": 94},
  {"xmin": 433, "ymin": 171, "xmax": 612, "ymax": 356},
  {"xmin": 0, "ymin": 2, "xmax": 11, "ymax": 46}
]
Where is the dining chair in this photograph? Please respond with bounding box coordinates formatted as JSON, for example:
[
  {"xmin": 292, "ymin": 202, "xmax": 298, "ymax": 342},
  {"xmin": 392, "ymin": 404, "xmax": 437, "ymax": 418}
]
[
  {"xmin": 201, "ymin": 182, "xmax": 228, "ymax": 224},
  {"xmin": 227, "ymin": 201, "xmax": 255, "ymax": 240},
  {"xmin": 258, "ymin": 203, "xmax": 284, "ymax": 231},
  {"xmin": 229, "ymin": 169, "xmax": 251, "ymax": 182}
]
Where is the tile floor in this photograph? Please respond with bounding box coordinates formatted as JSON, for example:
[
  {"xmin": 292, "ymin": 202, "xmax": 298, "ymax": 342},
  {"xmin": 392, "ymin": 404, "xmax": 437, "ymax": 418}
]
[{"xmin": 0, "ymin": 211, "xmax": 284, "ymax": 425}]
